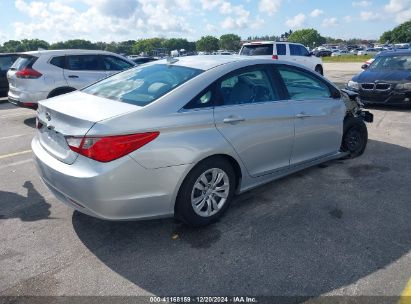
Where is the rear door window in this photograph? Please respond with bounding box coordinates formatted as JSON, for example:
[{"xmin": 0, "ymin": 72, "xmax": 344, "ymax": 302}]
[
  {"xmin": 50, "ymin": 56, "xmax": 66, "ymax": 69},
  {"xmin": 276, "ymin": 44, "xmax": 286, "ymax": 55},
  {"xmin": 240, "ymin": 44, "xmax": 274, "ymax": 56},
  {"xmin": 101, "ymin": 55, "xmax": 134, "ymax": 71},
  {"xmin": 66, "ymin": 55, "xmax": 102, "ymax": 71},
  {"xmin": 184, "ymin": 88, "xmax": 214, "ymax": 110},
  {"xmin": 218, "ymin": 66, "xmax": 279, "ymax": 105}
]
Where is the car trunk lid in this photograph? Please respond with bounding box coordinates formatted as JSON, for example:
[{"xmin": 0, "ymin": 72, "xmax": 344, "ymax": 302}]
[{"xmin": 37, "ymin": 91, "xmax": 139, "ymax": 164}]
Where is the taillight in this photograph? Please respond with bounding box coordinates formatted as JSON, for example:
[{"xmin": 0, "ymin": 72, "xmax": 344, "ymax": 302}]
[
  {"xmin": 272, "ymin": 55, "xmax": 278, "ymax": 60},
  {"xmin": 66, "ymin": 132, "xmax": 160, "ymax": 162},
  {"xmin": 15, "ymin": 68, "xmax": 42, "ymax": 79},
  {"xmin": 35, "ymin": 117, "xmax": 43, "ymax": 129}
]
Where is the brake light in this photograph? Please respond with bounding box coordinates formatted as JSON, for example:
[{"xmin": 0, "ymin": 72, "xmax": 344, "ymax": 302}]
[
  {"xmin": 15, "ymin": 68, "xmax": 42, "ymax": 79},
  {"xmin": 272, "ymin": 55, "xmax": 278, "ymax": 60},
  {"xmin": 66, "ymin": 132, "xmax": 160, "ymax": 162},
  {"xmin": 22, "ymin": 102, "xmax": 37, "ymax": 109},
  {"xmin": 35, "ymin": 117, "xmax": 43, "ymax": 129}
]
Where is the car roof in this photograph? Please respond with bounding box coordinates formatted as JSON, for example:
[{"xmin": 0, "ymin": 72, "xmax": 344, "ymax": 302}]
[
  {"xmin": 0, "ymin": 53, "xmax": 20, "ymax": 56},
  {"xmin": 153, "ymin": 55, "xmax": 257, "ymax": 70},
  {"xmin": 378, "ymin": 50, "xmax": 411, "ymax": 57},
  {"xmin": 18, "ymin": 49, "xmax": 121, "ymax": 57},
  {"xmin": 242, "ymin": 41, "xmax": 299, "ymax": 45}
]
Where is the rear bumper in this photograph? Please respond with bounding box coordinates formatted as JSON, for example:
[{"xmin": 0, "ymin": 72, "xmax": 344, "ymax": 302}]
[
  {"xmin": 8, "ymin": 96, "xmax": 38, "ymax": 109},
  {"xmin": 32, "ymin": 136, "xmax": 191, "ymax": 220},
  {"xmin": 8, "ymin": 88, "xmax": 48, "ymax": 106}
]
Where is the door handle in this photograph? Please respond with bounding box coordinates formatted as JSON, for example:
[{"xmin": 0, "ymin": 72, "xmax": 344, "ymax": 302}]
[
  {"xmin": 68, "ymin": 75, "xmax": 79, "ymax": 78},
  {"xmin": 223, "ymin": 116, "xmax": 245, "ymax": 124},
  {"xmin": 296, "ymin": 112, "xmax": 312, "ymax": 118}
]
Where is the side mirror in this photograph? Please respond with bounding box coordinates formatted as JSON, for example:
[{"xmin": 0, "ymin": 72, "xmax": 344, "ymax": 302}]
[
  {"xmin": 331, "ymin": 90, "xmax": 341, "ymax": 99},
  {"xmin": 361, "ymin": 64, "xmax": 369, "ymax": 69}
]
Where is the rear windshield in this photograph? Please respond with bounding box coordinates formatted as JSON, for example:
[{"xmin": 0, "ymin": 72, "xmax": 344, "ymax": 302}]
[
  {"xmin": 240, "ymin": 44, "xmax": 274, "ymax": 56},
  {"xmin": 369, "ymin": 55, "xmax": 411, "ymax": 71},
  {"xmin": 82, "ymin": 63, "xmax": 203, "ymax": 107},
  {"xmin": 11, "ymin": 55, "xmax": 37, "ymax": 71}
]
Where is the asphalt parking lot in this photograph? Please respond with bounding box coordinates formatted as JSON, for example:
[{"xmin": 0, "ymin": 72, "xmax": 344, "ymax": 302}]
[{"xmin": 0, "ymin": 63, "xmax": 410, "ymax": 300}]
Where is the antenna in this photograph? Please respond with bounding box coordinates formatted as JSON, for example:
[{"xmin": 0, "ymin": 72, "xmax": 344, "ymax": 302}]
[{"xmin": 166, "ymin": 56, "xmax": 179, "ymax": 64}]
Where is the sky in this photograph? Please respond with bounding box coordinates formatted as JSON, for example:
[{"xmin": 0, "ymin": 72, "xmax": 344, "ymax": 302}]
[{"xmin": 0, "ymin": 0, "xmax": 410, "ymax": 44}]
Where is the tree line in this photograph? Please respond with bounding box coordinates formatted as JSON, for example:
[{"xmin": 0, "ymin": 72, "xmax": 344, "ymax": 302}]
[
  {"xmin": 380, "ymin": 21, "xmax": 411, "ymax": 44},
  {"xmin": 0, "ymin": 34, "xmax": 243, "ymax": 55},
  {"xmin": 1, "ymin": 21, "xmax": 409, "ymax": 55}
]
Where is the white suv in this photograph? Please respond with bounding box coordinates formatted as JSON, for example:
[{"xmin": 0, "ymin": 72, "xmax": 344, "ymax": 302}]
[
  {"xmin": 239, "ymin": 41, "xmax": 324, "ymax": 75},
  {"xmin": 7, "ymin": 49, "xmax": 135, "ymax": 109}
]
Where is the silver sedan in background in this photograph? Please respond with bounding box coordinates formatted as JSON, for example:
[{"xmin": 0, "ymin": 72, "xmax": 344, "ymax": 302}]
[{"xmin": 33, "ymin": 56, "xmax": 372, "ymax": 226}]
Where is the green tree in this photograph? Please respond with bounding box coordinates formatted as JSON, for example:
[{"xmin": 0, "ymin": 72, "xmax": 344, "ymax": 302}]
[
  {"xmin": 187, "ymin": 41, "xmax": 197, "ymax": 52},
  {"xmin": 288, "ymin": 29, "xmax": 326, "ymax": 47},
  {"xmin": 132, "ymin": 38, "xmax": 166, "ymax": 55},
  {"xmin": 50, "ymin": 39, "xmax": 97, "ymax": 50},
  {"xmin": 101, "ymin": 41, "xmax": 117, "ymax": 53},
  {"xmin": 2, "ymin": 40, "xmax": 26, "ymax": 52},
  {"xmin": 380, "ymin": 31, "xmax": 393, "ymax": 44},
  {"xmin": 116, "ymin": 40, "xmax": 135, "ymax": 55},
  {"xmin": 163, "ymin": 38, "xmax": 190, "ymax": 52},
  {"xmin": 196, "ymin": 35, "xmax": 219, "ymax": 52},
  {"xmin": 219, "ymin": 34, "xmax": 241, "ymax": 51},
  {"xmin": 380, "ymin": 21, "xmax": 411, "ymax": 43}
]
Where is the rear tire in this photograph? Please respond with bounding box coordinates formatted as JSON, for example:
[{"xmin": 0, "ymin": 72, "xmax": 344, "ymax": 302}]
[
  {"xmin": 341, "ymin": 116, "xmax": 368, "ymax": 158},
  {"xmin": 175, "ymin": 157, "xmax": 236, "ymax": 227},
  {"xmin": 315, "ymin": 65, "xmax": 323, "ymax": 75}
]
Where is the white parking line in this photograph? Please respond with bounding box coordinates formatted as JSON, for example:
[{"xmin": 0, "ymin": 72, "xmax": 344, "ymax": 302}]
[
  {"xmin": 0, "ymin": 159, "xmax": 33, "ymax": 170},
  {"xmin": 0, "ymin": 112, "xmax": 34, "ymax": 119},
  {"xmin": 0, "ymin": 134, "xmax": 32, "ymax": 141},
  {"xmin": 0, "ymin": 150, "xmax": 31, "ymax": 160}
]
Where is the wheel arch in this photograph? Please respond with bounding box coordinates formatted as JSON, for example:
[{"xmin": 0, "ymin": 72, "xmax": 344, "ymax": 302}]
[
  {"xmin": 47, "ymin": 86, "xmax": 76, "ymax": 98},
  {"xmin": 315, "ymin": 64, "xmax": 324, "ymax": 75},
  {"xmin": 173, "ymin": 153, "xmax": 243, "ymax": 213}
]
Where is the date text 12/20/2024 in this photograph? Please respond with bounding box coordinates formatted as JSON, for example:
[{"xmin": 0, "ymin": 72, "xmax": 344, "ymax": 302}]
[{"xmin": 149, "ymin": 296, "xmax": 257, "ymax": 303}]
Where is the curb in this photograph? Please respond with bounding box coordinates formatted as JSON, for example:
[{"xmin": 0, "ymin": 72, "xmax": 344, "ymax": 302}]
[{"xmin": 0, "ymin": 98, "xmax": 9, "ymax": 104}]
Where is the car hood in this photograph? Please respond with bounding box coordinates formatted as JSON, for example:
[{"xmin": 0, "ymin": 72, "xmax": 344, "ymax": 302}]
[{"xmin": 352, "ymin": 70, "xmax": 411, "ymax": 83}]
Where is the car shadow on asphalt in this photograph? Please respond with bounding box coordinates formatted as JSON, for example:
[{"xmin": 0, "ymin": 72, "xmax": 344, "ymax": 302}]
[
  {"xmin": 72, "ymin": 139, "xmax": 411, "ymax": 297},
  {"xmin": 0, "ymin": 181, "xmax": 52, "ymax": 221},
  {"xmin": 23, "ymin": 117, "xmax": 36, "ymax": 128}
]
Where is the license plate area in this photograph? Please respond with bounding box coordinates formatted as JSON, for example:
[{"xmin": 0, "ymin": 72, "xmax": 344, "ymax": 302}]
[{"xmin": 38, "ymin": 127, "xmax": 75, "ymax": 163}]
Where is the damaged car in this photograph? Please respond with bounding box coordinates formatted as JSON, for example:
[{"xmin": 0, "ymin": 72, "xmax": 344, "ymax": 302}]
[
  {"xmin": 33, "ymin": 56, "xmax": 372, "ymax": 226},
  {"xmin": 347, "ymin": 50, "xmax": 411, "ymax": 105}
]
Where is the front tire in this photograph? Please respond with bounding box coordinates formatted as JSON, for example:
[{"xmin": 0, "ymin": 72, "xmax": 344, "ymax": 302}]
[
  {"xmin": 175, "ymin": 157, "xmax": 236, "ymax": 226},
  {"xmin": 341, "ymin": 116, "xmax": 368, "ymax": 158}
]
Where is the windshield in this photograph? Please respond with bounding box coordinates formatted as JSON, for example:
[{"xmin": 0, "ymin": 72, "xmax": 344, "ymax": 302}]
[
  {"xmin": 83, "ymin": 64, "xmax": 203, "ymax": 107},
  {"xmin": 240, "ymin": 44, "xmax": 273, "ymax": 56},
  {"xmin": 369, "ymin": 55, "xmax": 411, "ymax": 71}
]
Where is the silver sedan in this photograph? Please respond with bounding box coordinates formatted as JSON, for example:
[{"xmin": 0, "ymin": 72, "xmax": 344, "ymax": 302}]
[{"xmin": 33, "ymin": 56, "xmax": 372, "ymax": 226}]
